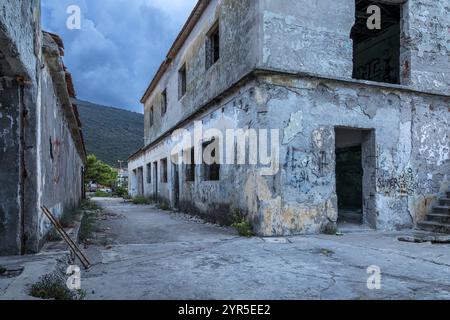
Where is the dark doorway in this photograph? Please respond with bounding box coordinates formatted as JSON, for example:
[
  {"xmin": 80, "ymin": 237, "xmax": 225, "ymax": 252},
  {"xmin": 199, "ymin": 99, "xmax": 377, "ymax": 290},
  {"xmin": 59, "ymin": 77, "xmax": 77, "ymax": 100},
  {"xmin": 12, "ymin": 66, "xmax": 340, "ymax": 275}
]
[
  {"xmin": 336, "ymin": 146, "xmax": 363, "ymax": 224},
  {"xmin": 137, "ymin": 167, "xmax": 144, "ymax": 196},
  {"xmin": 173, "ymin": 164, "xmax": 180, "ymax": 209},
  {"xmin": 335, "ymin": 128, "xmax": 376, "ymax": 226},
  {"xmin": 351, "ymin": 0, "xmax": 401, "ymax": 84},
  {"xmin": 153, "ymin": 161, "xmax": 158, "ymax": 200}
]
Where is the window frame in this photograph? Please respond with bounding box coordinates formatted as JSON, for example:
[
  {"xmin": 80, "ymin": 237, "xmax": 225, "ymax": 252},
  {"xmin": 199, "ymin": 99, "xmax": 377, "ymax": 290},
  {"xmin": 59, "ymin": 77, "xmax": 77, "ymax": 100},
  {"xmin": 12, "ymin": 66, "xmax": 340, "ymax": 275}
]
[
  {"xmin": 146, "ymin": 163, "xmax": 152, "ymax": 184},
  {"xmin": 202, "ymin": 139, "xmax": 220, "ymax": 182},
  {"xmin": 184, "ymin": 148, "xmax": 196, "ymax": 182},
  {"xmin": 178, "ymin": 64, "xmax": 187, "ymax": 99},
  {"xmin": 206, "ymin": 21, "xmax": 220, "ymax": 70},
  {"xmin": 149, "ymin": 106, "xmax": 154, "ymax": 127},
  {"xmin": 161, "ymin": 89, "xmax": 167, "ymax": 116},
  {"xmin": 160, "ymin": 158, "xmax": 168, "ymax": 183}
]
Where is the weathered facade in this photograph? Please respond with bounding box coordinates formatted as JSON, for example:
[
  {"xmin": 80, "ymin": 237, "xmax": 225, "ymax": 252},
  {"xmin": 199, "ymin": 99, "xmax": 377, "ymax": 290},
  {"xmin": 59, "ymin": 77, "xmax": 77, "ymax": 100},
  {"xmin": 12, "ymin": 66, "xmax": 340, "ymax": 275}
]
[
  {"xmin": 0, "ymin": 1, "xmax": 86, "ymax": 255},
  {"xmin": 129, "ymin": 0, "xmax": 449, "ymax": 236}
]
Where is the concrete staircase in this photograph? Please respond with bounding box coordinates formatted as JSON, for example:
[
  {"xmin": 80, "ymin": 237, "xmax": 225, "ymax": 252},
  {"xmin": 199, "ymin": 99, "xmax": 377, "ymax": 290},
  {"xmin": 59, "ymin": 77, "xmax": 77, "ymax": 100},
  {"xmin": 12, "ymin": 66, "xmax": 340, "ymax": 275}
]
[{"xmin": 418, "ymin": 190, "xmax": 450, "ymax": 234}]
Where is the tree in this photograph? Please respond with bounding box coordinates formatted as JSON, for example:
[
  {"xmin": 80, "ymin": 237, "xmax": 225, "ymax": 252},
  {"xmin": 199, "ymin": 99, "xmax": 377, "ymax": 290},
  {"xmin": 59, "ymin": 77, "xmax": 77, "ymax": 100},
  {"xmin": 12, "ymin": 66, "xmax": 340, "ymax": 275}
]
[{"xmin": 85, "ymin": 154, "xmax": 118, "ymax": 188}]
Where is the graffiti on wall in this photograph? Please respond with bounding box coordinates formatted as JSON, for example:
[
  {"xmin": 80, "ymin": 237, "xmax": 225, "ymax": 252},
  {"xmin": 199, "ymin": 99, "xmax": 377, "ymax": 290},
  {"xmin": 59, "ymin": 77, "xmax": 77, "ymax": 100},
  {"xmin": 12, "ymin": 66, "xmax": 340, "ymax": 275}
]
[
  {"xmin": 286, "ymin": 148, "xmax": 328, "ymax": 189},
  {"xmin": 377, "ymin": 168, "xmax": 418, "ymax": 196}
]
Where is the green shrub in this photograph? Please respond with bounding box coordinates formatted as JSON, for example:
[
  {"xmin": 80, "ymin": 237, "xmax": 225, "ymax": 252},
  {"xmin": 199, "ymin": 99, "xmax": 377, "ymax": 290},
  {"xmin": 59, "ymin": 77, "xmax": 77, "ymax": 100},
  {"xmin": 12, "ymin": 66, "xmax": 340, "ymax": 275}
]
[
  {"xmin": 94, "ymin": 190, "xmax": 111, "ymax": 197},
  {"xmin": 47, "ymin": 228, "xmax": 62, "ymax": 242},
  {"xmin": 132, "ymin": 196, "xmax": 152, "ymax": 205},
  {"xmin": 322, "ymin": 222, "xmax": 339, "ymax": 235},
  {"xmin": 157, "ymin": 201, "xmax": 170, "ymax": 211},
  {"xmin": 79, "ymin": 210, "xmax": 99, "ymax": 244},
  {"xmin": 114, "ymin": 186, "xmax": 128, "ymax": 198},
  {"xmin": 232, "ymin": 219, "xmax": 254, "ymax": 237},
  {"xmin": 122, "ymin": 194, "xmax": 132, "ymax": 200},
  {"xmin": 29, "ymin": 274, "xmax": 86, "ymax": 300},
  {"xmin": 59, "ymin": 208, "xmax": 81, "ymax": 228},
  {"xmin": 81, "ymin": 199, "xmax": 101, "ymax": 211}
]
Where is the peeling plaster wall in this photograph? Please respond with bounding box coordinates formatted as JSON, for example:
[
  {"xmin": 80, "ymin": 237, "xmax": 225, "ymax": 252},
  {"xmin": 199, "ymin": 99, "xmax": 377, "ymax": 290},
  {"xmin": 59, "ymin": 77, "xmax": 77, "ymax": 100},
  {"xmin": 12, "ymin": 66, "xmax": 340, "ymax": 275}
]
[
  {"xmin": 144, "ymin": 0, "xmax": 260, "ymax": 145},
  {"xmin": 401, "ymin": 0, "xmax": 450, "ymax": 95},
  {"xmin": 0, "ymin": 0, "xmax": 41, "ymax": 255},
  {"xmin": 259, "ymin": 0, "xmax": 354, "ymax": 79},
  {"xmin": 1, "ymin": 0, "xmax": 84, "ymax": 255},
  {"xmin": 131, "ymin": 0, "xmax": 449, "ymax": 236},
  {"xmin": 131, "ymin": 81, "xmax": 267, "ymax": 225},
  {"xmin": 256, "ymin": 75, "xmax": 449, "ymax": 235},
  {"xmin": 0, "ymin": 0, "xmax": 41, "ymax": 81},
  {"xmin": 131, "ymin": 73, "xmax": 449, "ymax": 236},
  {"xmin": 34, "ymin": 65, "xmax": 84, "ymax": 249},
  {"xmin": 0, "ymin": 78, "xmax": 21, "ymax": 255}
]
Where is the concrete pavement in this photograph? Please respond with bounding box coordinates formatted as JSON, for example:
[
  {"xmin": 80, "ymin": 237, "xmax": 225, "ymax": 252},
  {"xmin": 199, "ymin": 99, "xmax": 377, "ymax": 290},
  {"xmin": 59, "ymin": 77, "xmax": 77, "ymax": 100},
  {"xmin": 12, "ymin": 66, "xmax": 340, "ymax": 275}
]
[{"xmin": 78, "ymin": 198, "xmax": 450, "ymax": 300}]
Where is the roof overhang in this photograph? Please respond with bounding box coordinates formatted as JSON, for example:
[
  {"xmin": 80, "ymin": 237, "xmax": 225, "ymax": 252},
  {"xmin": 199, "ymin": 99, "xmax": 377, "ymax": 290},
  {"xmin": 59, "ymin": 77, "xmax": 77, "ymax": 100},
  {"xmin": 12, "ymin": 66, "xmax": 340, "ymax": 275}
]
[{"xmin": 140, "ymin": 0, "xmax": 211, "ymax": 104}]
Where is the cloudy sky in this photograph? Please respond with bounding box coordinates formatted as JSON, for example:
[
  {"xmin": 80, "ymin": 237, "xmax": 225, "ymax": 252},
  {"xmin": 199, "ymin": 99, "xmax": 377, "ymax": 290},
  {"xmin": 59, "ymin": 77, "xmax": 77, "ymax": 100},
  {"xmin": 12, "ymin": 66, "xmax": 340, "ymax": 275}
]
[{"xmin": 42, "ymin": 0, "xmax": 197, "ymax": 113}]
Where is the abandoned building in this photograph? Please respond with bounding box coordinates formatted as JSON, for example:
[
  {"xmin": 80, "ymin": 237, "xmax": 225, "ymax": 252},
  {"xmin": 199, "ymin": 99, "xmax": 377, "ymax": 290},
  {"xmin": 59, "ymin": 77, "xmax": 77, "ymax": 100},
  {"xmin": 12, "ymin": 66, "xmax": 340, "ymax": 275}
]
[
  {"xmin": 0, "ymin": 1, "xmax": 86, "ymax": 255},
  {"xmin": 128, "ymin": 0, "xmax": 449, "ymax": 236}
]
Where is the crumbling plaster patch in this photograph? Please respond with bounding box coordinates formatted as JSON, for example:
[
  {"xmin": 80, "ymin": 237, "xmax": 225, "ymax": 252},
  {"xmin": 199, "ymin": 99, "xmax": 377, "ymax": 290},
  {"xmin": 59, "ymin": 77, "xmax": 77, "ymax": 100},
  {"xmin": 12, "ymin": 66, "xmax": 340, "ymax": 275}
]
[{"xmin": 283, "ymin": 111, "xmax": 303, "ymax": 144}]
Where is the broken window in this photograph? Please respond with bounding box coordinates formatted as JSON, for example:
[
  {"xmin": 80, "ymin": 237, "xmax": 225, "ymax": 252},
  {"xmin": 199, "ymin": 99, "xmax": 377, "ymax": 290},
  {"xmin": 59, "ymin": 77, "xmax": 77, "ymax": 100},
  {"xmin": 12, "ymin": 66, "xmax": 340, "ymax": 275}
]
[
  {"xmin": 178, "ymin": 64, "xmax": 187, "ymax": 99},
  {"xmin": 149, "ymin": 106, "xmax": 154, "ymax": 127},
  {"xmin": 185, "ymin": 148, "xmax": 195, "ymax": 182},
  {"xmin": 206, "ymin": 22, "xmax": 220, "ymax": 70},
  {"xmin": 351, "ymin": 0, "xmax": 401, "ymax": 84},
  {"xmin": 146, "ymin": 163, "xmax": 152, "ymax": 184},
  {"xmin": 160, "ymin": 158, "xmax": 168, "ymax": 183},
  {"xmin": 202, "ymin": 139, "xmax": 220, "ymax": 181},
  {"xmin": 161, "ymin": 89, "xmax": 167, "ymax": 116}
]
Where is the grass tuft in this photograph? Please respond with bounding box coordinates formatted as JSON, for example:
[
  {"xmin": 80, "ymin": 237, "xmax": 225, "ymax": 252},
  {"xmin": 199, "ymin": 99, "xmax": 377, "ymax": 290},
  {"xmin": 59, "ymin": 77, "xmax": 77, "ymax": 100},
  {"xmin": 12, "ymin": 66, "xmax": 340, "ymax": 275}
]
[{"xmin": 29, "ymin": 274, "xmax": 86, "ymax": 300}]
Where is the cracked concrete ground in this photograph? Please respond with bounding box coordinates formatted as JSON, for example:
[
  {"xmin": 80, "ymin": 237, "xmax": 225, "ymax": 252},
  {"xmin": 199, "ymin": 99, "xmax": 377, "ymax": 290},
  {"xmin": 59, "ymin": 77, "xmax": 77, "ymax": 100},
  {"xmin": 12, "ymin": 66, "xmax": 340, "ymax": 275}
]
[{"xmin": 77, "ymin": 198, "xmax": 450, "ymax": 299}]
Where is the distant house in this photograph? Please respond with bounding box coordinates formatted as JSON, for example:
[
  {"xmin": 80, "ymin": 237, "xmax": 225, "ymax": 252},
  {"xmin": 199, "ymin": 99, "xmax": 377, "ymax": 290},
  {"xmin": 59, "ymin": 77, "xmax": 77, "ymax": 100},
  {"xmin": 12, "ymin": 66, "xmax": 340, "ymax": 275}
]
[{"xmin": 117, "ymin": 169, "xmax": 129, "ymax": 189}]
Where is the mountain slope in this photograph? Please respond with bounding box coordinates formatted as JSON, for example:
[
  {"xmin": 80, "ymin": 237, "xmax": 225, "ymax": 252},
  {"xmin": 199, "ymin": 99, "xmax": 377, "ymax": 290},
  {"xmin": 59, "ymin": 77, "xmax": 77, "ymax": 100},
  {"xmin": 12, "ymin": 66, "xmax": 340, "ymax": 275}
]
[{"xmin": 76, "ymin": 100, "xmax": 144, "ymax": 167}]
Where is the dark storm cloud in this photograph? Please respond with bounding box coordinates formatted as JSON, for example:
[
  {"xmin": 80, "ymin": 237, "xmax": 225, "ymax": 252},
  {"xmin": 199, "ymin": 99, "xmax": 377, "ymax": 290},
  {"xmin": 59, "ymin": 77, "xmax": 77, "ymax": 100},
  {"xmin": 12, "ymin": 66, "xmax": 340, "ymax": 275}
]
[{"xmin": 42, "ymin": 0, "xmax": 197, "ymax": 113}]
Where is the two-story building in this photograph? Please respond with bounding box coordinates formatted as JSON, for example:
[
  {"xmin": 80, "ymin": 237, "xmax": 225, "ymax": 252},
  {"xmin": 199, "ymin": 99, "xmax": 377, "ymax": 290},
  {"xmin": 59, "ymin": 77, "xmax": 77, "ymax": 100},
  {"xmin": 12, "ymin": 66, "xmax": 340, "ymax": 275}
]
[{"xmin": 128, "ymin": 0, "xmax": 449, "ymax": 236}]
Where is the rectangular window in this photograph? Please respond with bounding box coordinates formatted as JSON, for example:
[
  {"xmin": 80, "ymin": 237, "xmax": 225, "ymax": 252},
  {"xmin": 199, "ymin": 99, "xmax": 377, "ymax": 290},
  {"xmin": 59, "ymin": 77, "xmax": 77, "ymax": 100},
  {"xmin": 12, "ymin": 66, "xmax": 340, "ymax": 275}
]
[
  {"xmin": 178, "ymin": 64, "xmax": 187, "ymax": 99},
  {"xmin": 153, "ymin": 161, "xmax": 158, "ymax": 183},
  {"xmin": 146, "ymin": 163, "xmax": 152, "ymax": 184},
  {"xmin": 206, "ymin": 22, "xmax": 220, "ymax": 69},
  {"xmin": 185, "ymin": 148, "xmax": 195, "ymax": 182},
  {"xmin": 149, "ymin": 106, "xmax": 154, "ymax": 127},
  {"xmin": 202, "ymin": 140, "xmax": 220, "ymax": 181},
  {"xmin": 351, "ymin": 0, "xmax": 401, "ymax": 84},
  {"xmin": 161, "ymin": 158, "xmax": 168, "ymax": 183},
  {"xmin": 161, "ymin": 89, "xmax": 167, "ymax": 116}
]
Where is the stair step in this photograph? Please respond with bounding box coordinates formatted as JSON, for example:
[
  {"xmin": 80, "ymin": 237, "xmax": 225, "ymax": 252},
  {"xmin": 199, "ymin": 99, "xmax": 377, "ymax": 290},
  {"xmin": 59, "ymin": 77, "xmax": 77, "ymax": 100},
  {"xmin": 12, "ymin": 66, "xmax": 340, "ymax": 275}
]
[
  {"xmin": 447, "ymin": 191, "xmax": 450, "ymax": 198},
  {"xmin": 440, "ymin": 198, "xmax": 450, "ymax": 206},
  {"xmin": 433, "ymin": 205, "xmax": 450, "ymax": 214},
  {"xmin": 427, "ymin": 213, "xmax": 450, "ymax": 224},
  {"xmin": 418, "ymin": 221, "xmax": 450, "ymax": 234}
]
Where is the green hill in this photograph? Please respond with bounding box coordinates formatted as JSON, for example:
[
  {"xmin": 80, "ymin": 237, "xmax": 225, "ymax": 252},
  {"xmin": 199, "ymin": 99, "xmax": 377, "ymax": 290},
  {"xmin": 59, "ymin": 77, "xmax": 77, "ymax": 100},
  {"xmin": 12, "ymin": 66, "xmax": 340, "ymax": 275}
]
[{"xmin": 76, "ymin": 100, "xmax": 144, "ymax": 168}]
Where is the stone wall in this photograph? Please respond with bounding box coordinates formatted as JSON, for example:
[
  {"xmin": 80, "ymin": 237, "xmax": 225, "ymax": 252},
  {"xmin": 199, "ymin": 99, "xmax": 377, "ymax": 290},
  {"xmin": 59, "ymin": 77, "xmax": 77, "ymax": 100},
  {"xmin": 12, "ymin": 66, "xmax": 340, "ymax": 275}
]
[
  {"xmin": 260, "ymin": 0, "xmax": 354, "ymax": 79},
  {"xmin": 0, "ymin": 0, "xmax": 41, "ymax": 255},
  {"xmin": 0, "ymin": 1, "xmax": 85, "ymax": 255},
  {"xmin": 401, "ymin": 0, "xmax": 450, "ymax": 95}
]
